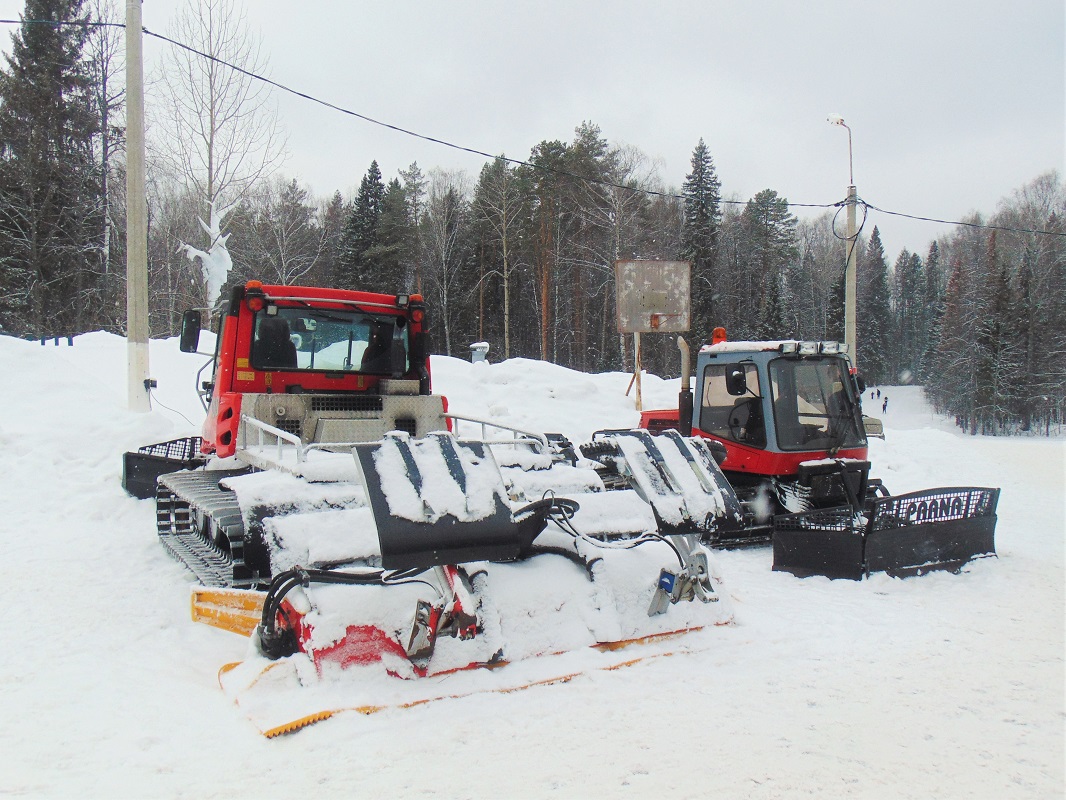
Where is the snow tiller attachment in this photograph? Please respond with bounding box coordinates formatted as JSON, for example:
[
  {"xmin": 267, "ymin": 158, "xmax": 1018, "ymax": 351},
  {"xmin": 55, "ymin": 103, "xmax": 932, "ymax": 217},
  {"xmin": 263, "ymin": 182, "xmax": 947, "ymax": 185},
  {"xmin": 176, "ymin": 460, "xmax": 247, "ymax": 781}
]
[
  {"xmin": 245, "ymin": 430, "xmax": 734, "ymax": 674},
  {"xmin": 773, "ymin": 485, "xmax": 999, "ymax": 580},
  {"xmin": 203, "ymin": 430, "xmax": 735, "ymax": 734}
]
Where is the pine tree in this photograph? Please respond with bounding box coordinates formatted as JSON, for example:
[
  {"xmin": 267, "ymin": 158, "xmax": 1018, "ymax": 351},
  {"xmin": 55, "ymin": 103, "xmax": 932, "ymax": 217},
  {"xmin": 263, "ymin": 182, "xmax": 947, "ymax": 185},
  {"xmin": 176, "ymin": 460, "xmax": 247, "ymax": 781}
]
[
  {"xmin": 362, "ymin": 178, "xmax": 410, "ymax": 293},
  {"xmin": 927, "ymin": 257, "xmax": 974, "ymax": 428},
  {"xmin": 893, "ymin": 249, "xmax": 925, "ymax": 381},
  {"xmin": 318, "ymin": 190, "xmax": 345, "ymax": 286},
  {"xmin": 338, "ymin": 160, "xmax": 385, "ymax": 289},
  {"xmin": 918, "ymin": 241, "xmax": 942, "ymax": 380},
  {"xmin": 681, "ymin": 138, "xmax": 722, "ymax": 341},
  {"xmin": 741, "ymin": 189, "xmax": 797, "ymax": 339},
  {"xmin": 0, "ymin": 0, "xmax": 102, "ymax": 336},
  {"xmin": 856, "ymin": 227, "xmax": 894, "ymax": 383},
  {"xmin": 972, "ymin": 232, "xmax": 1019, "ymax": 433},
  {"xmin": 398, "ymin": 162, "xmax": 426, "ymax": 291},
  {"xmin": 518, "ymin": 139, "xmax": 568, "ymax": 361}
]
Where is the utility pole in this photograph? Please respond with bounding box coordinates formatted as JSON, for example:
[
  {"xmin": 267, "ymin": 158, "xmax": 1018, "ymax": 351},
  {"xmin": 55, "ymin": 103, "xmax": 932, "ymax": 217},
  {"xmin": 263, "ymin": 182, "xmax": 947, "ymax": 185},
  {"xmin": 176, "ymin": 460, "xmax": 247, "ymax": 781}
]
[
  {"xmin": 126, "ymin": 0, "xmax": 151, "ymax": 411},
  {"xmin": 845, "ymin": 183, "xmax": 857, "ymax": 364},
  {"xmin": 828, "ymin": 114, "xmax": 858, "ymax": 366}
]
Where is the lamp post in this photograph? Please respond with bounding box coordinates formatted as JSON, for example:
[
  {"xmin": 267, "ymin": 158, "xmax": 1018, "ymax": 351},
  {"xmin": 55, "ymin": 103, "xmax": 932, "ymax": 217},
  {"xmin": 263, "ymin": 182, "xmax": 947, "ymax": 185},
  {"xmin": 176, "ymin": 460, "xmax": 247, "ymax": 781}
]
[{"xmin": 827, "ymin": 113, "xmax": 857, "ymax": 366}]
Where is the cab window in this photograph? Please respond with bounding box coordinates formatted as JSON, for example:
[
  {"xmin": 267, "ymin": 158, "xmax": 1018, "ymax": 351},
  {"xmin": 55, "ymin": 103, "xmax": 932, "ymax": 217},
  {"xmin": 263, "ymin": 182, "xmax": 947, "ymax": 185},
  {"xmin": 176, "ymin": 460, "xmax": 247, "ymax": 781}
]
[
  {"xmin": 769, "ymin": 357, "xmax": 864, "ymax": 450},
  {"xmin": 251, "ymin": 306, "xmax": 408, "ymax": 374},
  {"xmin": 698, "ymin": 362, "xmax": 766, "ymax": 448}
]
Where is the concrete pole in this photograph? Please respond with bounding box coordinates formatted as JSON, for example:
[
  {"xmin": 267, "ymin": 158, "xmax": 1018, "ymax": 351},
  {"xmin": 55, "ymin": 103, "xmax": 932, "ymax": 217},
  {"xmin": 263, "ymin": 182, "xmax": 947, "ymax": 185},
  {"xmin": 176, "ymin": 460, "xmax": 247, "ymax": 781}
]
[
  {"xmin": 828, "ymin": 115, "xmax": 858, "ymax": 366},
  {"xmin": 845, "ymin": 183, "xmax": 858, "ymax": 365},
  {"xmin": 126, "ymin": 0, "xmax": 151, "ymax": 411}
]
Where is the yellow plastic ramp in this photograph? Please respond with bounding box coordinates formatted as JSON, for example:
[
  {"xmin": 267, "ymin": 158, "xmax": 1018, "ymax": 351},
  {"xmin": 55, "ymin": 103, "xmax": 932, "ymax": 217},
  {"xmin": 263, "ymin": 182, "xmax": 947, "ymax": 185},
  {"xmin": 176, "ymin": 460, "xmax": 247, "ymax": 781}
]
[
  {"xmin": 191, "ymin": 587, "xmax": 267, "ymax": 636},
  {"xmin": 218, "ymin": 625, "xmax": 721, "ymax": 737}
]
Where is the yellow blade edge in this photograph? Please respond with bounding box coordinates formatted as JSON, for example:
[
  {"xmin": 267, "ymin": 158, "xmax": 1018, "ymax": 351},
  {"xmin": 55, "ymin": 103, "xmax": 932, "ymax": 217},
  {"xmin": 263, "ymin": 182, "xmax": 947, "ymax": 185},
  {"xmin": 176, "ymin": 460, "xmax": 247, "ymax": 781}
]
[{"xmin": 191, "ymin": 587, "xmax": 267, "ymax": 636}]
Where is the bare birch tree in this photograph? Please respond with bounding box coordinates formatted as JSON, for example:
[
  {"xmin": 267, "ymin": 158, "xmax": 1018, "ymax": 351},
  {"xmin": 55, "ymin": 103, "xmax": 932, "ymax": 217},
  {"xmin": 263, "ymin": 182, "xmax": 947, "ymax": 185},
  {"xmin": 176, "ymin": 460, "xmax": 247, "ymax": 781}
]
[{"xmin": 150, "ymin": 0, "xmax": 285, "ymax": 215}]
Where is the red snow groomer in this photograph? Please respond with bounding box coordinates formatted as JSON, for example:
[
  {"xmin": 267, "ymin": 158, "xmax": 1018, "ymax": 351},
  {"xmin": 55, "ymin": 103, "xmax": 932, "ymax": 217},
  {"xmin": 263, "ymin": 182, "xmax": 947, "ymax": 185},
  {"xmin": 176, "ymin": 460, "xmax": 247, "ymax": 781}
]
[
  {"xmin": 124, "ymin": 281, "xmax": 741, "ymax": 732},
  {"xmin": 638, "ymin": 328, "xmax": 1000, "ymax": 580}
]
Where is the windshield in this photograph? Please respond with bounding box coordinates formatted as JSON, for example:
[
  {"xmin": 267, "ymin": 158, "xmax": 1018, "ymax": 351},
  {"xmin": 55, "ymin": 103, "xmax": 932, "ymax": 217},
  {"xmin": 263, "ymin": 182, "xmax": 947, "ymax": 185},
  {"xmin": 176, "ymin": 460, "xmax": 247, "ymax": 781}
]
[
  {"xmin": 251, "ymin": 305, "xmax": 408, "ymax": 374},
  {"xmin": 768, "ymin": 357, "xmax": 864, "ymax": 450},
  {"xmin": 698, "ymin": 361, "xmax": 766, "ymax": 448}
]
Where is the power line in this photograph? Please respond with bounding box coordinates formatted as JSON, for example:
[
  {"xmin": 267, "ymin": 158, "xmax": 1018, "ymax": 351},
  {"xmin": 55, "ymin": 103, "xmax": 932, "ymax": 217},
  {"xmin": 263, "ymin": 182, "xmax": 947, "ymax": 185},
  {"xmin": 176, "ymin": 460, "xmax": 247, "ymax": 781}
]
[
  {"xmin": 1, "ymin": 18, "xmax": 1063, "ymax": 239},
  {"xmin": 141, "ymin": 27, "xmax": 800, "ymax": 209},
  {"xmin": 864, "ymin": 202, "xmax": 1065, "ymax": 239},
  {"xmin": 0, "ymin": 17, "xmax": 121, "ymax": 30}
]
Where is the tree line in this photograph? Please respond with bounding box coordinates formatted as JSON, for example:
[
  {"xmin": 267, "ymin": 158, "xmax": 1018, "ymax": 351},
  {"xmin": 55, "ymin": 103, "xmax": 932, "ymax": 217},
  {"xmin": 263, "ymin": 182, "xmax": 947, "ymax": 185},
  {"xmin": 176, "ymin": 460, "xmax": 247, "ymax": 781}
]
[{"xmin": 0, "ymin": 0, "xmax": 1062, "ymax": 435}]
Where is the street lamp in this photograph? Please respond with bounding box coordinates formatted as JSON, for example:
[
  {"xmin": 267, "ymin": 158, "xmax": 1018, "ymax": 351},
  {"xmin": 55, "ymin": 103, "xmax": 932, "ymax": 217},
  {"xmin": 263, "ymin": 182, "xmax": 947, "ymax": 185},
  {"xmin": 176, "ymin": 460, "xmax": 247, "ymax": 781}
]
[{"xmin": 828, "ymin": 113, "xmax": 857, "ymax": 366}]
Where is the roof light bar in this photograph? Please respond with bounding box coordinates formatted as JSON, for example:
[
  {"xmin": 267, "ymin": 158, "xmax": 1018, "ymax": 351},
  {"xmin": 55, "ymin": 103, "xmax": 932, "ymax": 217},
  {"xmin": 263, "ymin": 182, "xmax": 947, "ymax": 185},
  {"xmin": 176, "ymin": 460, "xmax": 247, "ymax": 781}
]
[{"xmin": 779, "ymin": 340, "xmax": 848, "ymax": 355}]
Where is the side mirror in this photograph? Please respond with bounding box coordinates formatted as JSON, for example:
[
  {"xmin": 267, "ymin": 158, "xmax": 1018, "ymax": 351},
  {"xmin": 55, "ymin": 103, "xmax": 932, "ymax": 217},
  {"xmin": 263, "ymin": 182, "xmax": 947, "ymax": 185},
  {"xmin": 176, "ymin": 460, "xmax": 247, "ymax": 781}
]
[
  {"xmin": 853, "ymin": 372, "xmax": 867, "ymax": 394},
  {"xmin": 725, "ymin": 367, "xmax": 748, "ymax": 396},
  {"xmin": 179, "ymin": 310, "xmax": 202, "ymax": 353}
]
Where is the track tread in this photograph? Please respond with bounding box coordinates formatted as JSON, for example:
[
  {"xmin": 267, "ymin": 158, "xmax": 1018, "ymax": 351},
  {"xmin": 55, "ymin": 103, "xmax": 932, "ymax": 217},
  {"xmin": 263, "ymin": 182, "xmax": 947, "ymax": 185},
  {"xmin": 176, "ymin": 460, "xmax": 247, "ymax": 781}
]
[{"xmin": 156, "ymin": 469, "xmax": 255, "ymax": 588}]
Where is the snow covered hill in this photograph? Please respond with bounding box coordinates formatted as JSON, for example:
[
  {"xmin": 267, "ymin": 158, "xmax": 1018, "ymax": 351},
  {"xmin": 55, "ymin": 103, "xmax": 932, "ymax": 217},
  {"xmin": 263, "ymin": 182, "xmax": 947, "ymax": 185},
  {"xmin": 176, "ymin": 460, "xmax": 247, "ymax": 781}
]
[{"xmin": 1, "ymin": 332, "xmax": 1062, "ymax": 798}]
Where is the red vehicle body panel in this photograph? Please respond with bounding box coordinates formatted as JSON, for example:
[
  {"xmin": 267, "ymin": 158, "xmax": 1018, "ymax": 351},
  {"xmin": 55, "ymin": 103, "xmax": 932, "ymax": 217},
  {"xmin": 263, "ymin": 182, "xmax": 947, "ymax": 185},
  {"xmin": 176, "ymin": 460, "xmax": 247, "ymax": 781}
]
[{"xmin": 202, "ymin": 283, "xmax": 432, "ymax": 458}]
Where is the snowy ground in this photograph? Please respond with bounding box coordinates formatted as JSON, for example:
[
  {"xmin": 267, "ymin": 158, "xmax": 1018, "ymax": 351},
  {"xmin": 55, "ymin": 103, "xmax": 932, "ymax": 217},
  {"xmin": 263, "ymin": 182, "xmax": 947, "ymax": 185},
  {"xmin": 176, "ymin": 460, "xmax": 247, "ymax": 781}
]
[{"xmin": 1, "ymin": 333, "xmax": 1062, "ymax": 799}]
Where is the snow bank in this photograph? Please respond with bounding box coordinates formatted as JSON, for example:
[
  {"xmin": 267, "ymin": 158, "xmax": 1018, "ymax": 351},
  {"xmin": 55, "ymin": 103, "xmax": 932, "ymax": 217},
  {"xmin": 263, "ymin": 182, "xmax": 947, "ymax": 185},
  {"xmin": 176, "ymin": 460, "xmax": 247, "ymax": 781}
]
[{"xmin": 0, "ymin": 333, "xmax": 1061, "ymax": 798}]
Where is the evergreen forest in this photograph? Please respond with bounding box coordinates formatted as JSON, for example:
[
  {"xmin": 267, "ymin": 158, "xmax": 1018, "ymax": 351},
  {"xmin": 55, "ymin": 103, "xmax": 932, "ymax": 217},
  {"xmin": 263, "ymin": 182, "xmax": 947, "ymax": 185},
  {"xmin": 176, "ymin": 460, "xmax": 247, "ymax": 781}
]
[{"xmin": 0, "ymin": 0, "xmax": 1063, "ymax": 436}]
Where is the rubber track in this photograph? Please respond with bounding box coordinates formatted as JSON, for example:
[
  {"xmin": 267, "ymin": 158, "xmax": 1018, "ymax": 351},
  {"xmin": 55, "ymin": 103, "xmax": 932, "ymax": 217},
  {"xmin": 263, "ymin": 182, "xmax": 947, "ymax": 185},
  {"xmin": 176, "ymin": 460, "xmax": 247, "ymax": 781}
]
[{"xmin": 156, "ymin": 469, "xmax": 254, "ymax": 588}]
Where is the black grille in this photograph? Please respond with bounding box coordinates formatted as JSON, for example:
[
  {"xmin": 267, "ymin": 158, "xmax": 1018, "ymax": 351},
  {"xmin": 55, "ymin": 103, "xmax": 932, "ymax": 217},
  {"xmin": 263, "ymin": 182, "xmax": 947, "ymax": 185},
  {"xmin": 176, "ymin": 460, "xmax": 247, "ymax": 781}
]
[
  {"xmin": 646, "ymin": 418, "xmax": 680, "ymax": 434},
  {"xmin": 394, "ymin": 418, "xmax": 417, "ymax": 435},
  {"xmin": 137, "ymin": 436, "xmax": 203, "ymax": 460},
  {"xmin": 311, "ymin": 395, "xmax": 383, "ymax": 413},
  {"xmin": 275, "ymin": 419, "xmax": 302, "ymax": 438},
  {"xmin": 869, "ymin": 487, "xmax": 999, "ymax": 530},
  {"xmin": 773, "ymin": 506, "xmax": 859, "ymax": 535}
]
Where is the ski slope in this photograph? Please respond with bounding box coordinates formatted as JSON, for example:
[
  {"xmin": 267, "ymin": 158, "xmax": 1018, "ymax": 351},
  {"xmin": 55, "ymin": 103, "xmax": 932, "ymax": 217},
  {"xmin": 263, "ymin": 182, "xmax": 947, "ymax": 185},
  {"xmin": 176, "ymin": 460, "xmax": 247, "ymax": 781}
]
[{"xmin": 0, "ymin": 332, "xmax": 1062, "ymax": 799}]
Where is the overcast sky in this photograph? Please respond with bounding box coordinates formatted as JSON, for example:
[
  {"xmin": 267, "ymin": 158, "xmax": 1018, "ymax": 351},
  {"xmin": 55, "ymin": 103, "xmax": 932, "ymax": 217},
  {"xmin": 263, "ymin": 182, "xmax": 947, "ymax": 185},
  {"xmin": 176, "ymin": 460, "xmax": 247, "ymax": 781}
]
[{"xmin": 2, "ymin": 0, "xmax": 1063, "ymax": 260}]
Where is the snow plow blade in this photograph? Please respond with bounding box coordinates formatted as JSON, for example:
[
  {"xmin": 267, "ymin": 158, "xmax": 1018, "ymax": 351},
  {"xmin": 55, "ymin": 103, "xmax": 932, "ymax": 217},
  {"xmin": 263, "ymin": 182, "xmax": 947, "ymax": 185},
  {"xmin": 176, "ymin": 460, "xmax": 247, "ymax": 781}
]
[
  {"xmin": 353, "ymin": 432, "xmax": 551, "ymax": 570},
  {"xmin": 772, "ymin": 487, "xmax": 999, "ymax": 580},
  {"xmin": 581, "ymin": 429, "xmax": 746, "ymax": 540}
]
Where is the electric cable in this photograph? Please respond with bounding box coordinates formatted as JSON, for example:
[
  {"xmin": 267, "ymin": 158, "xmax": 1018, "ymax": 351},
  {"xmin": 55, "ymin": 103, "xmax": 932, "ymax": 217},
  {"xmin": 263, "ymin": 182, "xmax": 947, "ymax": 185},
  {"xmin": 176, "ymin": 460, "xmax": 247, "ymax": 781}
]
[
  {"xmin": 145, "ymin": 385, "xmax": 198, "ymax": 427},
  {"xmin": 2, "ymin": 18, "xmax": 1063, "ymax": 239}
]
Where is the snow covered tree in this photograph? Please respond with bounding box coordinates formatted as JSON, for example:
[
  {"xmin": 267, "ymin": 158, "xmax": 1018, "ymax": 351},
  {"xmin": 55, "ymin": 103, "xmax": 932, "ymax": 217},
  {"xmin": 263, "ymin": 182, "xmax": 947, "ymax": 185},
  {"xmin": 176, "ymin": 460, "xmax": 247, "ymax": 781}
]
[
  {"xmin": 317, "ymin": 190, "xmax": 346, "ymax": 286},
  {"xmin": 0, "ymin": 0, "xmax": 102, "ymax": 337}
]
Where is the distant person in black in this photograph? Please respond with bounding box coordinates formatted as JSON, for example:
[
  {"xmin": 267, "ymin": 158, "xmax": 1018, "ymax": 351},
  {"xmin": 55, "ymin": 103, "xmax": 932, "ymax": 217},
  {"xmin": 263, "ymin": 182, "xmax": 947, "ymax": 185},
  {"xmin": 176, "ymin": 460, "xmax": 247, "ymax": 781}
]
[{"xmin": 882, "ymin": 397, "xmax": 888, "ymax": 413}]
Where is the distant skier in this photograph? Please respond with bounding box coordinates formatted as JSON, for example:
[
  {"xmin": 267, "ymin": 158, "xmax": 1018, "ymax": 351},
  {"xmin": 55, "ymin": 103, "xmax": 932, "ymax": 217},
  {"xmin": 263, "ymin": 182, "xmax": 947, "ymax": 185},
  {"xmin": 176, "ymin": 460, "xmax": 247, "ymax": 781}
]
[
  {"xmin": 876, "ymin": 388, "xmax": 882, "ymax": 399},
  {"xmin": 882, "ymin": 397, "xmax": 888, "ymax": 413},
  {"xmin": 870, "ymin": 390, "xmax": 875, "ymax": 400}
]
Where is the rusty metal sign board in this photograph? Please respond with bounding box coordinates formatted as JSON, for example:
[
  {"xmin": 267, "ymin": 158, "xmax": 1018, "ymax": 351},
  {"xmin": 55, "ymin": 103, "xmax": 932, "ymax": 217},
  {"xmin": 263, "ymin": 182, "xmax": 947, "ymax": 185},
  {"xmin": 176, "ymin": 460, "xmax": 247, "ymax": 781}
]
[{"xmin": 614, "ymin": 260, "xmax": 691, "ymax": 333}]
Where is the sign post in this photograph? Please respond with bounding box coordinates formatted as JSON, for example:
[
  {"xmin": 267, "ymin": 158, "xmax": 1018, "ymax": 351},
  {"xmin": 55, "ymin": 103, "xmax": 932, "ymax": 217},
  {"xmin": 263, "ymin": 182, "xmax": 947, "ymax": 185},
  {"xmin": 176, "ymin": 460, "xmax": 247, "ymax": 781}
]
[{"xmin": 614, "ymin": 260, "xmax": 691, "ymax": 411}]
